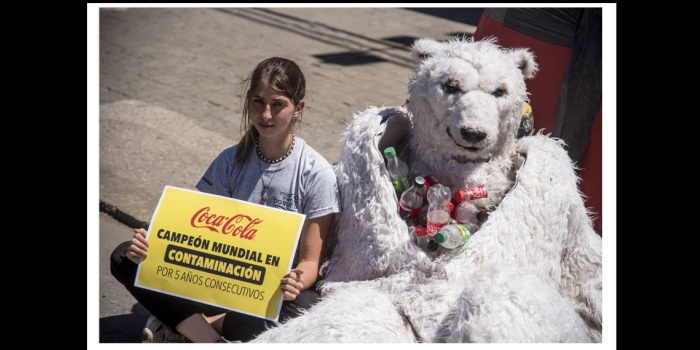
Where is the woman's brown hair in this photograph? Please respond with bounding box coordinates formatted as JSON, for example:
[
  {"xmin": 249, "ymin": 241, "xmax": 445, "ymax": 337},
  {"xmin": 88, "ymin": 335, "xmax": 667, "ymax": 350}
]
[{"xmin": 235, "ymin": 57, "xmax": 306, "ymax": 165}]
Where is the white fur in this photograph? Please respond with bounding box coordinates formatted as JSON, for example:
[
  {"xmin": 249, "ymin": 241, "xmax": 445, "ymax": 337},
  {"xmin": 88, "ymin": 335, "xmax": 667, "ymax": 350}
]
[
  {"xmin": 444, "ymin": 264, "xmax": 591, "ymax": 342},
  {"xmin": 252, "ymin": 37, "xmax": 602, "ymax": 343},
  {"xmin": 250, "ymin": 280, "xmax": 417, "ymax": 343}
]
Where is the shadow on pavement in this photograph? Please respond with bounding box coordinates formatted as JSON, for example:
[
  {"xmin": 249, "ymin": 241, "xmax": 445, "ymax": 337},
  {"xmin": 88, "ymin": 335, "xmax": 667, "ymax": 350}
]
[
  {"xmin": 314, "ymin": 51, "xmax": 388, "ymax": 66},
  {"xmin": 315, "ymin": 8, "xmax": 485, "ymax": 67},
  {"xmin": 100, "ymin": 303, "xmax": 150, "ymax": 343}
]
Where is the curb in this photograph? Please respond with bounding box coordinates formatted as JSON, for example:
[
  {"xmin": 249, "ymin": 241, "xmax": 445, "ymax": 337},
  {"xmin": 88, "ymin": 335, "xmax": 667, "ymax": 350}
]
[{"xmin": 100, "ymin": 200, "xmax": 149, "ymax": 229}]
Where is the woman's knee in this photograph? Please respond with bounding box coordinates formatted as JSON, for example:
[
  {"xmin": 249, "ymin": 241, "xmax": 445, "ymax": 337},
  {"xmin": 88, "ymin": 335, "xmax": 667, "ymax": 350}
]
[
  {"xmin": 110, "ymin": 241, "xmax": 134, "ymax": 283},
  {"xmin": 279, "ymin": 289, "xmax": 320, "ymax": 321}
]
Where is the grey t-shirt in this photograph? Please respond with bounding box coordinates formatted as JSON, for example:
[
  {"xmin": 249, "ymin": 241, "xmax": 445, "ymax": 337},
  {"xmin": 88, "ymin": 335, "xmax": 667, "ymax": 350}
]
[
  {"xmin": 195, "ymin": 136, "xmax": 341, "ymax": 265},
  {"xmin": 196, "ymin": 136, "xmax": 340, "ymax": 218}
]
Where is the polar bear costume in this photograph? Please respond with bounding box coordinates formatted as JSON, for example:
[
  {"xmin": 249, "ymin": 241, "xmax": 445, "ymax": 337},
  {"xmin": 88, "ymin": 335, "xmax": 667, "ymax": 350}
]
[{"xmin": 251, "ymin": 37, "xmax": 602, "ymax": 343}]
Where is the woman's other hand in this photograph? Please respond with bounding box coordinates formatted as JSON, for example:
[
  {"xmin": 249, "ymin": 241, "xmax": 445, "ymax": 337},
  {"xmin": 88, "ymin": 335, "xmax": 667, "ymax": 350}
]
[
  {"xmin": 127, "ymin": 228, "xmax": 149, "ymax": 264},
  {"xmin": 280, "ymin": 268, "xmax": 305, "ymax": 301}
]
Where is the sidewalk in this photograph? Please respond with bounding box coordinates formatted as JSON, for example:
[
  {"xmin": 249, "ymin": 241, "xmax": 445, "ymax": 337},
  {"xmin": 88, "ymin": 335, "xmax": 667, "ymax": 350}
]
[{"xmin": 92, "ymin": 6, "xmax": 482, "ymax": 343}]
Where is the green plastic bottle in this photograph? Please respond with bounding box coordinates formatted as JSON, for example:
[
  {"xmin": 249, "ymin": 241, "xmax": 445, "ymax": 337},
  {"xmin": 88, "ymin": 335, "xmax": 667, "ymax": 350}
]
[{"xmin": 384, "ymin": 147, "xmax": 411, "ymax": 197}]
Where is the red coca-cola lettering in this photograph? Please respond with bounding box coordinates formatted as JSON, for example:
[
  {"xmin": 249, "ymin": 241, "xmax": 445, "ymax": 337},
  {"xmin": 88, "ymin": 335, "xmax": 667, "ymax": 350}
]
[
  {"xmin": 190, "ymin": 207, "xmax": 262, "ymax": 240},
  {"xmin": 466, "ymin": 185, "xmax": 488, "ymax": 200},
  {"xmin": 222, "ymin": 215, "xmax": 261, "ymax": 239},
  {"xmin": 191, "ymin": 207, "xmax": 219, "ymax": 231}
]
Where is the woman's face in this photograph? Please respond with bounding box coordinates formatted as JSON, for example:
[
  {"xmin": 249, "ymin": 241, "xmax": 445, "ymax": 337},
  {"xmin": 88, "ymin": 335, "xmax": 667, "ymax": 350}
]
[{"xmin": 249, "ymin": 83, "xmax": 301, "ymax": 140}]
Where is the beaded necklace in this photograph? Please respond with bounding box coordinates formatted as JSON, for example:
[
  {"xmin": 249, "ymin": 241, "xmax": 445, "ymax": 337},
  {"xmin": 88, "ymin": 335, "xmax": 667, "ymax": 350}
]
[
  {"xmin": 255, "ymin": 134, "xmax": 295, "ymax": 203},
  {"xmin": 255, "ymin": 134, "xmax": 295, "ymax": 164}
]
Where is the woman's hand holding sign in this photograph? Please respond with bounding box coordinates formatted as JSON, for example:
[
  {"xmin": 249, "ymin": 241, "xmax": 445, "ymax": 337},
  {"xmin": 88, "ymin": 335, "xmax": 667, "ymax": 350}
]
[
  {"xmin": 127, "ymin": 228, "xmax": 150, "ymax": 264},
  {"xmin": 281, "ymin": 269, "xmax": 305, "ymax": 301}
]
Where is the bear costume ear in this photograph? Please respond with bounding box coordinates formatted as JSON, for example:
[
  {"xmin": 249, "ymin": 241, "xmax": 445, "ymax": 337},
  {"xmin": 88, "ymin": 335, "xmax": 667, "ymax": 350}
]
[
  {"xmin": 411, "ymin": 38, "xmax": 442, "ymax": 61},
  {"xmin": 509, "ymin": 48, "xmax": 539, "ymax": 80}
]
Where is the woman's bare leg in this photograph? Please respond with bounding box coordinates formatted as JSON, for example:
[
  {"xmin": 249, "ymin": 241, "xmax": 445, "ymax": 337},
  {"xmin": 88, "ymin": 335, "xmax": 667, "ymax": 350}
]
[
  {"xmin": 206, "ymin": 313, "xmax": 226, "ymax": 334},
  {"xmin": 175, "ymin": 313, "xmax": 225, "ymax": 342}
]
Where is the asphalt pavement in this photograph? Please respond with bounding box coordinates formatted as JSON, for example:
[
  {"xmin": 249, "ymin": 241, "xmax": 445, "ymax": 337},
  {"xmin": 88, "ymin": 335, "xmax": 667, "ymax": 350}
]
[{"xmin": 90, "ymin": 5, "xmax": 483, "ymax": 344}]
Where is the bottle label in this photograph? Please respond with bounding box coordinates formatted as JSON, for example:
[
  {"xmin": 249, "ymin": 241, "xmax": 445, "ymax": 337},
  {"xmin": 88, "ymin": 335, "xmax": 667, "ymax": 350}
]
[
  {"xmin": 399, "ymin": 175, "xmax": 411, "ymax": 192},
  {"xmin": 399, "ymin": 202, "xmax": 420, "ymax": 221},
  {"xmin": 426, "ymin": 220, "xmax": 447, "ymax": 237},
  {"xmin": 453, "ymin": 224, "xmax": 471, "ymax": 249},
  {"xmin": 466, "ymin": 185, "xmax": 488, "ymax": 200},
  {"xmin": 391, "ymin": 179, "xmax": 407, "ymax": 195}
]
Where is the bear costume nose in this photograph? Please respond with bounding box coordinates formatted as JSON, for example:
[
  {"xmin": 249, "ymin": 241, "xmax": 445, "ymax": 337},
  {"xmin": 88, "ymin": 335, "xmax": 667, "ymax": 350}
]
[{"xmin": 460, "ymin": 127, "xmax": 487, "ymax": 143}]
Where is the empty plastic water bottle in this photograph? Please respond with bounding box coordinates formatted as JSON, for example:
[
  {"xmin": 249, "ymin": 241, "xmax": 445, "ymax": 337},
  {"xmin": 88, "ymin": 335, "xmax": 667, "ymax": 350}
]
[
  {"xmin": 425, "ymin": 183, "xmax": 451, "ymax": 238},
  {"xmin": 434, "ymin": 223, "xmax": 472, "ymax": 250},
  {"xmin": 399, "ymin": 176, "xmax": 425, "ymax": 222},
  {"xmin": 384, "ymin": 147, "xmax": 411, "ymax": 197},
  {"xmin": 451, "ymin": 186, "xmax": 489, "ymax": 233},
  {"xmin": 452, "ymin": 199, "xmax": 481, "ymax": 233},
  {"xmin": 413, "ymin": 226, "xmax": 429, "ymax": 251}
]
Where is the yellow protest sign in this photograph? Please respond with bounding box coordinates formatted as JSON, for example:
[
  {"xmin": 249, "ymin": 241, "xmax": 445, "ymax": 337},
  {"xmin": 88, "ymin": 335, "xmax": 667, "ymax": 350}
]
[{"xmin": 134, "ymin": 186, "xmax": 305, "ymax": 321}]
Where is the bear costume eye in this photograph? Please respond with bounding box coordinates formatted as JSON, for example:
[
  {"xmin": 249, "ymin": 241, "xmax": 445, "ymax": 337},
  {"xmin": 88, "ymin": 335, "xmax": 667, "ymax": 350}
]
[
  {"xmin": 443, "ymin": 79, "xmax": 460, "ymax": 94},
  {"xmin": 492, "ymin": 86, "xmax": 507, "ymax": 97}
]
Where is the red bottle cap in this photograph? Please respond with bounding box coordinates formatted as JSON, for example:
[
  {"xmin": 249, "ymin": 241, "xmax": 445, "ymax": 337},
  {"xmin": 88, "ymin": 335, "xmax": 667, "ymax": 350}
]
[
  {"xmin": 452, "ymin": 189, "xmax": 467, "ymax": 204},
  {"xmin": 415, "ymin": 226, "xmax": 427, "ymax": 237}
]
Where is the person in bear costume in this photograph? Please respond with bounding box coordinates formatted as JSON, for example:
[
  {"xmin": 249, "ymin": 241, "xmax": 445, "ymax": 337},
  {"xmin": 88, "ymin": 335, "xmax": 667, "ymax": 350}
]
[{"xmin": 247, "ymin": 36, "xmax": 603, "ymax": 343}]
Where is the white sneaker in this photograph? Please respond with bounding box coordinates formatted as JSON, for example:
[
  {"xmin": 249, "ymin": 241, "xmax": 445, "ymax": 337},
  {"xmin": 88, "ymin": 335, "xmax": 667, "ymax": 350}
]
[{"xmin": 142, "ymin": 314, "xmax": 190, "ymax": 343}]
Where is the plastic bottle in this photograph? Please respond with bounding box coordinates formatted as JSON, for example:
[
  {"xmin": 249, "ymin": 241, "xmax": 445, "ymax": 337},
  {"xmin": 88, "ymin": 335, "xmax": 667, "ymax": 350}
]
[
  {"xmin": 434, "ymin": 223, "xmax": 472, "ymax": 250},
  {"xmin": 476, "ymin": 210, "xmax": 490, "ymax": 223},
  {"xmin": 451, "ymin": 187, "xmax": 488, "ymax": 233},
  {"xmin": 416, "ymin": 175, "xmax": 441, "ymax": 226},
  {"xmin": 452, "ymin": 199, "xmax": 481, "ymax": 233},
  {"xmin": 414, "ymin": 226, "xmax": 429, "ymax": 251},
  {"xmin": 463, "ymin": 185, "xmax": 489, "ymax": 201},
  {"xmin": 399, "ymin": 176, "xmax": 425, "ymax": 222},
  {"xmin": 418, "ymin": 203, "xmax": 428, "ymax": 227},
  {"xmin": 426, "ymin": 239, "xmax": 440, "ymax": 258},
  {"xmin": 425, "ymin": 183, "xmax": 451, "ymax": 238},
  {"xmin": 475, "ymin": 203, "xmax": 499, "ymax": 223},
  {"xmin": 422, "ymin": 175, "xmax": 442, "ymax": 198},
  {"xmin": 384, "ymin": 147, "xmax": 412, "ymax": 197}
]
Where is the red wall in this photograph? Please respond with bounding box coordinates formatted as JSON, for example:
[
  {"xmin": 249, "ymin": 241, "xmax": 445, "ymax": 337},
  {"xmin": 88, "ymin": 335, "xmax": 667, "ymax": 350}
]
[{"xmin": 475, "ymin": 14, "xmax": 602, "ymax": 235}]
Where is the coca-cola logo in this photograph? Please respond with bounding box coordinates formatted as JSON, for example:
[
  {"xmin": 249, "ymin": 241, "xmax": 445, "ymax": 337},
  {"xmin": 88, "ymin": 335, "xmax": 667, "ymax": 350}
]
[
  {"xmin": 467, "ymin": 185, "xmax": 488, "ymax": 200},
  {"xmin": 190, "ymin": 207, "xmax": 262, "ymax": 240}
]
